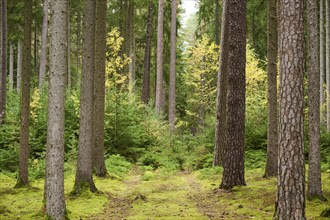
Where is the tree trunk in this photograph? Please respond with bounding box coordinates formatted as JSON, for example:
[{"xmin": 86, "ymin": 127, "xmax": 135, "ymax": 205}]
[
  {"xmin": 74, "ymin": 0, "xmax": 97, "ymax": 194},
  {"xmin": 155, "ymin": 0, "xmax": 164, "ymax": 116},
  {"xmin": 213, "ymin": 0, "xmax": 229, "ymax": 167},
  {"xmin": 0, "ymin": 0, "xmax": 1, "ymax": 86},
  {"xmin": 264, "ymin": 0, "xmax": 278, "ymax": 178},
  {"xmin": 16, "ymin": 0, "xmax": 32, "ymax": 187},
  {"xmin": 307, "ymin": 0, "xmax": 326, "ymax": 201},
  {"xmin": 67, "ymin": 5, "xmax": 71, "ymax": 89},
  {"xmin": 141, "ymin": 1, "xmax": 153, "ymax": 104},
  {"xmin": 274, "ymin": 0, "xmax": 306, "ymax": 218},
  {"xmin": 215, "ymin": 0, "xmax": 220, "ymax": 46},
  {"xmin": 169, "ymin": 0, "xmax": 177, "ymax": 131},
  {"xmin": 9, "ymin": 44, "xmax": 13, "ymax": 91},
  {"xmin": 38, "ymin": 0, "xmax": 48, "ymax": 91},
  {"xmin": 0, "ymin": 0, "xmax": 7, "ymax": 124},
  {"xmin": 34, "ymin": 28, "xmax": 38, "ymax": 76},
  {"xmin": 320, "ymin": 0, "xmax": 325, "ymax": 125},
  {"xmin": 326, "ymin": 0, "xmax": 330, "ymax": 131},
  {"xmin": 128, "ymin": 0, "xmax": 135, "ymax": 93},
  {"xmin": 219, "ymin": 0, "xmax": 247, "ymax": 189},
  {"xmin": 93, "ymin": 0, "xmax": 107, "ymax": 177},
  {"xmin": 76, "ymin": 11, "xmax": 81, "ymax": 88},
  {"xmin": 44, "ymin": 0, "xmax": 67, "ymax": 218},
  {"xmin": 17, "ymin": 40, "xmax": 22, "ymax": 92}
]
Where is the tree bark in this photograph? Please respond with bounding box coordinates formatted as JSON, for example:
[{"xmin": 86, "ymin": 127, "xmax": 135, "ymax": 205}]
[
  {"xmin": 264, "ymin": 0, "xmax": 278, "ymax": 178},
  {"xmin": 141, "ymin": 1, "xmax": 153, "ymax": 104},
  {"xmin": 219, "ymin": 0, "xmax": 247, "ymax": 189},
  {"xmin": 38, "ymin": 0, "xmax": 48, "ymax": 91},
  {"xmin": 213, "ymin": 0, "xmax": 229, "ymax": 167},
  {"xmin": 16, "ymin": 40, "xmax": 23, "ymax": 93},
  {"xmin": 128, "ymin": 0, "xmax": 135, "ymax": 93},
  {"xmin": 169, "ymin": 0, "xmax": 177, "ymax": 131},
  {"xmin": 67, "ymin": 5, "xmax": 71, "ymax": 89},
  {"xmin": 76, "ymin": 11, "xmax": 82, "ymax": 88},
  {"xmin": 215, "ymin": 0, "xmax": 220, "ymax": 46},
  {"xmin": 0, "ymin": 0, "xmax": 7, "ymax": 124},
  {"xmin": 74, "ymin": 0, "xmax": 97, "ymax": 194},
  {"xmin": 155, "ymin": 0, "xmax": 164, "ymax": 116},
  {"xmin": 307, "ymin": 0, "xmax": 326, "ymax": 201},
  {"xmin": 44, "ymin": 0, "xmax": 67, "ymax": 218},
  {"xmin": 274, "ymin": 0, "xmax": 306, "ymax": 218},
  {"xmin": 16, "ymin": 0, "xmax": 32, "ymax": 187},
  {"xmin": 93, "ymin": 0, "xmax": 107, "ymax": 177},
  {"xmin": 17, "ymin": 40, "xmax": 22, "ymax": 92},
  {"xmin": 320, "ymin": 0, "xmax": 325, "ymax": 125},
  {"xmin": 9, "ymin": 44, "xmax": 13, "ymax": 91},
  {"xmin": 326, "ymin": 0, "xmax": 330, "ymax": 131},
  {"xmin": 33, "ymin": 28, "xmax": 38, "ymax": 76}
]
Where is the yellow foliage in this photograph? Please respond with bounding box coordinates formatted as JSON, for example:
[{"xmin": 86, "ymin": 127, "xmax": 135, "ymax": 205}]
[
  {"xmin": 105, "ymin": 28, "xmax": 131, "ymax": 90},
  {"xmin": 30, "ymin": 88, "xmax": 41, "ymax": 121},
  {"xmin": 184, "ymin": 35, "xmax": 219, "ymax": 125}
]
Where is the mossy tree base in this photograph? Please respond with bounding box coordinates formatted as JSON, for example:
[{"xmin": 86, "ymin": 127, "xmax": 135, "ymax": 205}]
[
  {"xmin": 14, "ymin": 177, "xmax": 29, "ymax": 188},
  {"xmin": 72, "ymin": 181, "xmax": 97, "ymax": 196}
]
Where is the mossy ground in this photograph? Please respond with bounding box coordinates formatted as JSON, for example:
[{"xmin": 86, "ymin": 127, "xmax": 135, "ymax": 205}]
[{"xmin": 0, "ymin": 166, "xmax": 329, "ymax": 219}]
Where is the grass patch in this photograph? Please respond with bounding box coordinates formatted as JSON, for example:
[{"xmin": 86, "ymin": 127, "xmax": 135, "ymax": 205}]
[
  {"xmin": 0, "ymin": 164, "xmax": 329, "ymax": 219},
  {"xmin": 0, "ymin": 164, "xmax": 126, "ymax": 220}
]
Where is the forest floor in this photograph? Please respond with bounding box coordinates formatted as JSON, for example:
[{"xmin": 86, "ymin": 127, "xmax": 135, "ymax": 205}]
[{"xmin": 0, "ymin": 167, "xmax": 329, "ymax": 219}]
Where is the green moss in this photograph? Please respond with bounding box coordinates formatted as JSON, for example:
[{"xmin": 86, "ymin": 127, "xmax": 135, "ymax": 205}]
[{"xmin": 1, "ymin": 167, "xmax": 329, "ymax": 219}]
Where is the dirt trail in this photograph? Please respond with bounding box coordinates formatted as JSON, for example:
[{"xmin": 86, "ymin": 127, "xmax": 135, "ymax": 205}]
[
  {"xmin": 184, "ymin": 174, "xmax": 229, "ymax": 220},
  {"xmin": 90, "ymin": 172, "xmax": 225, "ymax": 220},
  {"xmin": 89, "ymin": 175, "xmax": 141, "ymax": 220}
]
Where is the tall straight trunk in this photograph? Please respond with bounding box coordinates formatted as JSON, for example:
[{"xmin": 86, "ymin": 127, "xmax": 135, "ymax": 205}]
[
  {"xmin": 274, "ymin": 0, "xmax": 305, "ymax": 218},
  {"xmin": 213, "ymin": 0, "xmax": 229, "ymax": 167},
  {"xmin": 215, "ymin": 0, "xmax": 220, "ymax": 46},
  {"xmin": 320, "ymin": 0, "xmax": 325, "ymax": 124},
  {"xmin": 219, "ymin": 0, "xmax": 247, "ymax": 189},
  {"xmin": 74, "ymin": 0, "xmax": 97, "ymax": 194},
  {"xmin": 0, "ymin": 1, "xmax": 2, "ymax": 101},
  {"xmin": 93, "ymin": 0, "xmax": 107, "ymax": 177},
  {"xmin": 0, "ymin": 0, "xmax": 7, "ymax": 124},
  {"xmin": 34, "ymin": 28, "xmax": 38, "ymax": 75},
  {"xmin": 168, "ymin": 0, "xmax": 177, "ymax": 131},
  {"xmin": 44, "ymin": 0, "xmax": 67, "ymax": 218},
  {"xmin": 264, "ymin": 0, "xmax": 278, "ymax": 178},
  {"xmin": 38, "ymin": 0, "xmax": 48, "ymax": 91},
  {"xmin": 17, "ymin": 40, "xmax": 22, "ymax": 92},
  {"xmin": 0, "ymin": 0, "xmax": 1, "ymax": 83},
  {"xmin": 155, "ymin": 0, "xmax": 164, "ymax": 116},
  {"xmin": 76, "ymin": 11, "xmax": 82, "ymax": 88},
  {"xmin": 141, "ymin": 1, "xmax": 153, "ymax": 104},
  {"xmin": 16, "ymin": 0, "xmax": 32, "ymax": 187},
  {"xmin": 128, "ymin": 0, "xmax": 135, "ymax": 93},
  {"xmin": 9, "ymin": 44, "xmax": 13, "ymax": 91},
  {"xmin": 307, "ymin": 0, "xmax": 326, "ymax": 201},
  {"xmin": 326, "ymin": 0, "xmax": 330, "ymax": 131},
  {"xmin": 67, "ymin": 6, "xmax": 71, "ymax": 89}
]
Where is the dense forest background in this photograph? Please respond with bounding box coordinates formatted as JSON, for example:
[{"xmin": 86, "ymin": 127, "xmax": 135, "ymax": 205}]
[{"xmin": 0, "ymin": 0, "xmax": 329, "ymax": 219}]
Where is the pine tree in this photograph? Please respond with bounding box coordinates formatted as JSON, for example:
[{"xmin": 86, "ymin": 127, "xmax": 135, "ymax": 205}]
[
  {"xmin": 219, "ymin": 0, "xmax": 247, "ymax": 189},
  {"xmin": 93, "ymin": 0, "xmax": 107, "ymax": 177},
  {"xmin": 264, "ymin": 0, "xmax": 278, "ymax": 177},
  {"xmin": 274, "ymin": 0, "xmax": 306, "ymax": 218},
  {"xmin": 16, "ymin": 0, "xmax": 32, "ymax": 187},
  {"xmin": 307, "ymin": 0, "xmax": 326, "ymax": 201},
  {"xmin": 169, "ymin": 0, "xmax": 177, "ymax": 131},
  {"xmin": 74, "ymin": 0, "xmax": 97, "ymax": 194},
  {"xmin": 44, "ymin": 0, "xmax": 68, "ymax": 217},
  {"xmin": 38, "ymin": 0, "xmax": 48, "ymax": 91},
  {"xmin": 155, "ymin": 0, "xmax": 164, "ymax": 116},
  {"xmin": 213, "ymin": 0, "xmax": 229, "ymax": 167}
]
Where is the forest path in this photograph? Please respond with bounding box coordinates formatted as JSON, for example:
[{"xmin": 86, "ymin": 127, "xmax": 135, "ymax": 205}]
[{"xmin": 90, "ymin": 170, "xmax": 219, "ymax": 219}]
